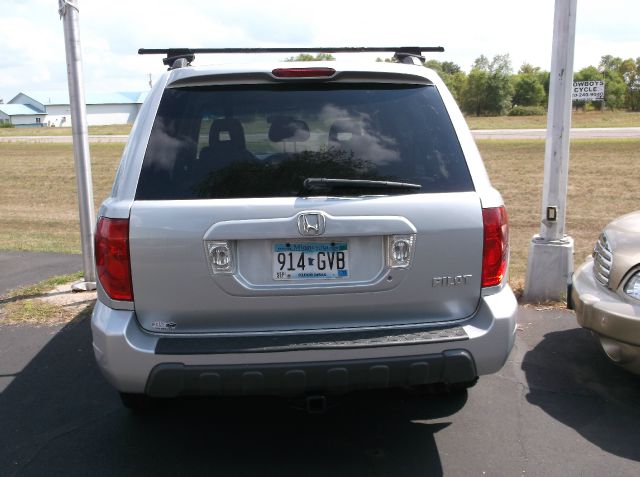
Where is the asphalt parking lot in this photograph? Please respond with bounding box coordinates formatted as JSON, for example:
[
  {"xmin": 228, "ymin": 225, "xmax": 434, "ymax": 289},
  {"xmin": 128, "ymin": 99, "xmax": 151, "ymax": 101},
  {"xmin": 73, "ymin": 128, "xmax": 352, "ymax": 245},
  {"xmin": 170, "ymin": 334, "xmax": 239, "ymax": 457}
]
[
  {"xmin": 1, "ymin": 302, "xmax": 639, "ymax": 476},
  {"xmin": 0, "ymin": 252, "xmax": 81, "ymax": 294}
]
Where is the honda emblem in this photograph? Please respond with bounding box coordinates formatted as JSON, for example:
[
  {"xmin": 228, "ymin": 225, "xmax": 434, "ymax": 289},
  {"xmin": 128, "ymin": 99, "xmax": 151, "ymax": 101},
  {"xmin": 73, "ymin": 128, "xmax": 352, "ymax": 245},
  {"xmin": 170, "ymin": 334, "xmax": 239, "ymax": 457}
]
[{"xmin": 297, "ymin": 213, "xmax": 326, "ymax": 236}]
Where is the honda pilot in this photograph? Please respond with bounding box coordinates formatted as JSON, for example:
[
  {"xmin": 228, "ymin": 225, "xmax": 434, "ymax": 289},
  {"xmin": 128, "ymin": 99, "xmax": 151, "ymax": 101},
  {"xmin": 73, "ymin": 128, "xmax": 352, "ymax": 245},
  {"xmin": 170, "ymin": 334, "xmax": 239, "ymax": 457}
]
[{"xmin": 91, "ymin": 47, "xmax": 517, "ymax": 410}]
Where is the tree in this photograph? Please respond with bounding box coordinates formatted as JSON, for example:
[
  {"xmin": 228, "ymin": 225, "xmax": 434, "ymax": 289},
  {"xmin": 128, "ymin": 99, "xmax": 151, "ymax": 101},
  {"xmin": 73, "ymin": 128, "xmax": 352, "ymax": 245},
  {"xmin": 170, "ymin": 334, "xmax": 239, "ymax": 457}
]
[
  {"xmin": 472, "ymin": 55, "xmax": 490, "ymax": 71},
  {"xmin": 513, "ymin": 74, "xmax": 545, "ymax": 106},
  {"xmin": 597, "ymin": 55, "xmax": 628, "ymax": 110},
  {"xmin": 461, "ymin": 54, "xmax": 513, "ymax": 116},
  {"xmin": 603, "ymin": 75, "xmax": 627, "ymax": 110},
  {"xmin": 518, "ymin": 63, "xmax": 540, "ymax": 75},
  {"xmin": 423, "ymin": 60, "xmax": 467, "ymax": 104},
  {"xmin": 615, "ymin": 57, "xmax": 640, "ymax": 111},
  {"xmin": 539, "ymin": 70, "xmax": 551, "ymax": 105},
  {"xmin": 598, "ymin": 55, "xmax": 623, "ymax": 73},
  {"xmin": 575, "ymin": 65, "xmax": 600, "ymax": 81},
  {"xmin": 423, "ymin": 59, "xmax": 442, "ymax": 73},
  {"xmin": 624, "ymin": 57, "xmax": 640, "ymax": 111},
  {"xmin": 423, "ymin": 60, "xmax": 462, "ymax": 76},
  {"xmin": 517, "ymin": 63, "xmax": 549, "ymax": 105},
  {"xmin": 486, "ymin": 55, "xmax": 514, "ymax": 115},
  {"xmin": 618, "ymin": 58, "xmax": 636, "ymax": 78},
  {"xmin": 443, "ymin": 71, "xmax": 468, "ymax": 104},
  {"xmin": 461, "ymin": 68, "xmax": 489, "ymax": 116},
  {"xmin": 441, "ymin": 61, "xmax": 461, "ymax": 75},
  {"xmin": 285, "ymin": 53, "xmax": 335, "ymax": 62}
]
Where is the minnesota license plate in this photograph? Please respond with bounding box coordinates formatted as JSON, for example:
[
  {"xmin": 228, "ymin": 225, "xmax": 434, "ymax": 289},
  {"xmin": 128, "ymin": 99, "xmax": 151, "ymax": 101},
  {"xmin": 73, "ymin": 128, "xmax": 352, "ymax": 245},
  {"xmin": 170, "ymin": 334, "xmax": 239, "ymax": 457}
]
[{"xmin": 273, "ymin": 242, "xmax": 349, "ymax": 280}]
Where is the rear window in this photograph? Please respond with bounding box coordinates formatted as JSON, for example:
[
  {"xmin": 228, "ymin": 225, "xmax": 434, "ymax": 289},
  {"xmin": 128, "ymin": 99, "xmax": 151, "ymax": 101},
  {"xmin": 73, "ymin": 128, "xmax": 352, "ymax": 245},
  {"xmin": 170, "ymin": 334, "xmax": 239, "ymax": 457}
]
[{"xmin": 135, "ymin": 83, "xmax": 473, "ymax": 200}]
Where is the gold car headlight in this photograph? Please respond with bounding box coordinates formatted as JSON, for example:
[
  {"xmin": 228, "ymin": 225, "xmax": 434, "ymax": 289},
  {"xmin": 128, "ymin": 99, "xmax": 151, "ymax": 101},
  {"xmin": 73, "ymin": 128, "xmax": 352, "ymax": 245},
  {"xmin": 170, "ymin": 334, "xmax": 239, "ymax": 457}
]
[{"xmin": 624, "ymin": 272, "xmax": 640, "ymax": 301}]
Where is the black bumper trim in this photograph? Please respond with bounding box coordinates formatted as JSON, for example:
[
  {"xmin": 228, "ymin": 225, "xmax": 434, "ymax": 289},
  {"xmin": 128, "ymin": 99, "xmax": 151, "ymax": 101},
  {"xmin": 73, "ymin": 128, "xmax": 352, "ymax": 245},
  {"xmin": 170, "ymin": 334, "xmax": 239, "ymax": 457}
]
[
  {"xmin": 155, "ymin": 325, "xmax": 468, "ymax": 355},
  {"xmin": 145, "ymin": 349, "xmax": 477, "ymax": 397}
]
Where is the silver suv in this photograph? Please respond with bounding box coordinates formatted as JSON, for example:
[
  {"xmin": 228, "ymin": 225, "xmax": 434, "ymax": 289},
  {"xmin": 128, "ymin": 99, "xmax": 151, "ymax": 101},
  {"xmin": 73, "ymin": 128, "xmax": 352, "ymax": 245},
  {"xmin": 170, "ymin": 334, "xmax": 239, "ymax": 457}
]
[{"xmin": 92, "ymin": 47, "xmax": 517, "ymax": 410}]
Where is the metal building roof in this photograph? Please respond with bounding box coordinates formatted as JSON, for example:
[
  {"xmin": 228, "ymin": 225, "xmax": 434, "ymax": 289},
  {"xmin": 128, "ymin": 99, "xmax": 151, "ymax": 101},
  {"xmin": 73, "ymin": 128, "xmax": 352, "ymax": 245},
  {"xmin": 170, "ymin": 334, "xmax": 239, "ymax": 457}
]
[
  {"xmin": 10, "ymin": 91, "xmax": 148, "ymax": 106},
  {"xmin": 0, "ymin": 104, "xmax": 46, "ymax": 116}
]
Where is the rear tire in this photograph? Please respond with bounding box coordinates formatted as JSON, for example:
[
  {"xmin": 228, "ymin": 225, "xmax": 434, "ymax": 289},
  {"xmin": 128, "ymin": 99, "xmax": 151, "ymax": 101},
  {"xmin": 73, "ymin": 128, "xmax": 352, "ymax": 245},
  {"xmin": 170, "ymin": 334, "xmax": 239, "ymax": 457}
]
[{"xmin": 119, "ymin": 392, "xmax": 152, "ymax": 412}]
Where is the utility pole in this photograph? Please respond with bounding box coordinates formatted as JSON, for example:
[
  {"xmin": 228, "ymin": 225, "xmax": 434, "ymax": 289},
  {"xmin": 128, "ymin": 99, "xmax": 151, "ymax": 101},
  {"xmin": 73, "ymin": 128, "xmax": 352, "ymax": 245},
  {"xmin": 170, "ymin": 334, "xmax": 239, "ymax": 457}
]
[
  {"xmin": 59, "ymin": 0, "xmax": 96, "ymax": 291},
  {"xmin": 524, "ymin": 0, "xmax": 577, "ymax": 302}
]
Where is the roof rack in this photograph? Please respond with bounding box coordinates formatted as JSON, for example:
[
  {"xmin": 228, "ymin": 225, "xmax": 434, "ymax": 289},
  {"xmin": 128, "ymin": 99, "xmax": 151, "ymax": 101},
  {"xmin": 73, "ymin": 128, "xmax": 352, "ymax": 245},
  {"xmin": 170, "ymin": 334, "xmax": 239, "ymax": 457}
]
[{"xmin": 138, "ymin": 46, "xmax": 445, "ymax": 70}]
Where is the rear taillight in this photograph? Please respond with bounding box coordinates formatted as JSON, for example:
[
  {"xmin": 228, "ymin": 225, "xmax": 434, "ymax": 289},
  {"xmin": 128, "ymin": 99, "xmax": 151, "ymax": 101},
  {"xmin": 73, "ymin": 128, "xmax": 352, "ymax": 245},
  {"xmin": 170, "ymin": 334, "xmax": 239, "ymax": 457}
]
[
  {"xmin": 95, "ymin": 217, "xmax": 133, "ymax": 301},
  {"xmin": 272, "ymin": 67, "xmax": 336, "ymax": 78},
  {"xmin": 482, "ymin": 206, "xmax": 509, "ymax": 288}
]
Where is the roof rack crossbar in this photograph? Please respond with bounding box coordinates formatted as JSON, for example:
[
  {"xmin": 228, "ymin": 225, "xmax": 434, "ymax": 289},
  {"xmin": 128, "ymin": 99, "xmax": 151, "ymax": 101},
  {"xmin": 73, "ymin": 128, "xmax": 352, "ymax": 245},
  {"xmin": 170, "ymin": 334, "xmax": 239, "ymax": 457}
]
[{"xmin": 139, "ymin": 46, "xmax": 445, "ymax": 69}]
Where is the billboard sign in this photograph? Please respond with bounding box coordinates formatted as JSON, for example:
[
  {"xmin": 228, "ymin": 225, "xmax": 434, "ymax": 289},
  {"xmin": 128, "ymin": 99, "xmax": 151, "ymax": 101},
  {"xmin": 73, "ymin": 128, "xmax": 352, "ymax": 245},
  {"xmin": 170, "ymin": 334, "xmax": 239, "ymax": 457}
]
[{"xmin": 572, "ymin": 80, "xmax": 605, "ymax": 101}]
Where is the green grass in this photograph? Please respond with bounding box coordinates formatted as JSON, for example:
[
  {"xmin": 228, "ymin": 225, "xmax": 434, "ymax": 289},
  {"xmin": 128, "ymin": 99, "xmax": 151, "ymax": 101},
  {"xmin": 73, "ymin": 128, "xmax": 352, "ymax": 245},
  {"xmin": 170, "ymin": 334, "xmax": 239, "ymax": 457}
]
[
  {"xmin": 0, "ymin": 300, "xmax": 63, "ymax": 325},
  {"xmin": 0, "ymin": 299, "xmax": 94, "ymax": 325},
  {"xmin": 0, "ymin": 143, "xmax": 122, "ymax": 253},
  {"xmin": 466, "ymin": 110, "xmax": 640, "ymax": 129},
  {"xmin": 5, "ymin": 271, "xmax": 83, "ymax": 299},
  {"xmin": 0, "ymin": 271, "xmax": 87, "ymax": 325},
  {"xmin": 479, "ymin": 139, "xmax": 640, "ymax": 289},
  {"xmin": 1, "ymin": 139, "xmax": 639, "ymax": 290},
  {"xmin": 0, "ymin": 124, "xmax": 132, "ymax": 137}
]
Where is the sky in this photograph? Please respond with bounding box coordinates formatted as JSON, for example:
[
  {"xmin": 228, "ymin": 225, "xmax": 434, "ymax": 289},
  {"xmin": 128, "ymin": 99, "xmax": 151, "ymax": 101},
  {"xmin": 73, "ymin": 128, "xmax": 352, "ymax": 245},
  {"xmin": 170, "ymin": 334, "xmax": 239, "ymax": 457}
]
[{"xmin": 1, "ymin": 0, "xmax": 639, "ymax": 102}]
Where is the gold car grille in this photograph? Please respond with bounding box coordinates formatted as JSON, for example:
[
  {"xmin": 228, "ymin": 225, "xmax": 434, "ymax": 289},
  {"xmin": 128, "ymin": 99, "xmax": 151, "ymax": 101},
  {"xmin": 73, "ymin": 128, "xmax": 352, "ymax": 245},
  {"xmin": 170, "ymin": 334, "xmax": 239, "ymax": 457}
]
[{"xmin": 592, "ymin": 233, "xmax": 612, "ymax": 287}]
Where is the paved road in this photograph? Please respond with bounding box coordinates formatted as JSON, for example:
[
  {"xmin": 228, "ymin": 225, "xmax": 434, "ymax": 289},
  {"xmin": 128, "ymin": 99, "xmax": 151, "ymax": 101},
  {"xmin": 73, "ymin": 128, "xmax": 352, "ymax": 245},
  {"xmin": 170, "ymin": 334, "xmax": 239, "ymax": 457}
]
[
  {"xmin": 0, "ymin": 135, "xmax": 129, "ymax": 143},
  {"xmin": 1, "ymin": 127, "xmax": 639, "ymax": 143},
  {"xmin": 0, "ymin": 305, "xmax": 638, "ymax": 476},
  {"xmin": 0, "ymin": 251, "xmax": 81, "ymax": 295},
  {"xmin": 473, "ymin": 126, "xmax": 640, "ymax": 140}
]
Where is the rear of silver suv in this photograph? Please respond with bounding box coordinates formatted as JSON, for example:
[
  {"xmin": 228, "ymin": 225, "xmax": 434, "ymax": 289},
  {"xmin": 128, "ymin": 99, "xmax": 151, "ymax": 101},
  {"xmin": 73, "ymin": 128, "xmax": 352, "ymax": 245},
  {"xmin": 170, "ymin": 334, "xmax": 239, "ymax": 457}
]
[{"xmin": 91, "ymin": 49, "xmax": 517, "ymax": 408}]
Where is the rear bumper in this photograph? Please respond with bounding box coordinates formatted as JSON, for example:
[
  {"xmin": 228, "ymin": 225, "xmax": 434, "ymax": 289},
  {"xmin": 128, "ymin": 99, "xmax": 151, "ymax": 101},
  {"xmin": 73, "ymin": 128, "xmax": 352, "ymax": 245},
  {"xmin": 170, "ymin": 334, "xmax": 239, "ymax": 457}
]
[
  {"xmin": 572, "ymin": 259, "xmax": 640, "ymax": 373},
  {"xmin": 91, "ymin": 285, "xmax": 517, "ymax": 395},
  {"xmin": 146, "ymin": 351, "xmax": 477, "ymax": 397}
]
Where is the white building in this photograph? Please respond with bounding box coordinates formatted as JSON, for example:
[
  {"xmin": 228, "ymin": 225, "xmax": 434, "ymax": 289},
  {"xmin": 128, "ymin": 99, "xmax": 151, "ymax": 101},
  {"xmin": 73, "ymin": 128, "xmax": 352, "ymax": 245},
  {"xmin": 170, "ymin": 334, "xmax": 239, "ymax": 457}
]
[
  {"xmin": 6, "ymin": 91, "xmax": 147, "ymax": 127},
  {"xmin": 0, "ymin": 104, "xmax": 46, "ymax": 126}
]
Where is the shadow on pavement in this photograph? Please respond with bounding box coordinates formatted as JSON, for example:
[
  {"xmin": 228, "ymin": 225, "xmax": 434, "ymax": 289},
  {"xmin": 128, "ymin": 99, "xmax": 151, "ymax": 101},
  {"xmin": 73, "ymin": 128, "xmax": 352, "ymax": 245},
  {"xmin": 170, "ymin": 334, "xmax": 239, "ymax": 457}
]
[
  {"xmin": 0, "ymin": 313, "xmax": 464, "ymax": 477},
  {"xmin": 522, "ymin": 326, "xmax": 640, "ymax": 462}
]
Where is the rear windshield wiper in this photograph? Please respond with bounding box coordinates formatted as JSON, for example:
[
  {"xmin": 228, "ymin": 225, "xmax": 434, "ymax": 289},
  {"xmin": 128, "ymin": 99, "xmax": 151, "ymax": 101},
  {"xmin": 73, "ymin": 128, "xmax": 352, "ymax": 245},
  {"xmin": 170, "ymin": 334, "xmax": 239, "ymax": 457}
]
[{"xmin": 303, "ymin": 178, "xmax": 421, "ymax": 192}]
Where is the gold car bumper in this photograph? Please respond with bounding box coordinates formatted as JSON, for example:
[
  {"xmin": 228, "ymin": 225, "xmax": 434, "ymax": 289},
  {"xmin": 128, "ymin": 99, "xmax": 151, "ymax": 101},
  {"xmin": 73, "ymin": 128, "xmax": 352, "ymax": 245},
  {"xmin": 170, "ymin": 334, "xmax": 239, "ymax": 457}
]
[{"xmin": 572, "ymin": 258, "xmax": 640, "ymax": 373}]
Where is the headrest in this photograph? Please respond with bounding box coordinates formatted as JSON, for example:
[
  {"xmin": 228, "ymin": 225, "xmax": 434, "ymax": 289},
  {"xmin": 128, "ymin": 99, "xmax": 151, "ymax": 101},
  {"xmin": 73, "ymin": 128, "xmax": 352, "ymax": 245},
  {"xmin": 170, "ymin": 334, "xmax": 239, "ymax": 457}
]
[
  {"xmin": 268, "ymin": 116, "xmax": 310, "ymax": 142},
  {"xmin": 209, "ymin": 118, "xmax": 246, "ymax": 148}
]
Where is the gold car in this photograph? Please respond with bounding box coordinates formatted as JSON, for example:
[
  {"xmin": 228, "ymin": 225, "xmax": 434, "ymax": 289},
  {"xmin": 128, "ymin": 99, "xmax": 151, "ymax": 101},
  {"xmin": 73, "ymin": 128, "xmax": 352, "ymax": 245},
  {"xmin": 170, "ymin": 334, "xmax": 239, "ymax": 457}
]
[{"xmin": 572, "ymin": 211, "xmax": 640, "ymax": 374}]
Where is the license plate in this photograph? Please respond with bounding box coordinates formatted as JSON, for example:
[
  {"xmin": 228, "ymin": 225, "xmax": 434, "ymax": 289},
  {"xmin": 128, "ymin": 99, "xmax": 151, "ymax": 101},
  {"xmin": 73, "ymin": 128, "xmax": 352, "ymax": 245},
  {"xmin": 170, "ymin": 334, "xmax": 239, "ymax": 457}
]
[{"xmin": 273, "ymin": 242, "xmax": 349, "ymax": 280}]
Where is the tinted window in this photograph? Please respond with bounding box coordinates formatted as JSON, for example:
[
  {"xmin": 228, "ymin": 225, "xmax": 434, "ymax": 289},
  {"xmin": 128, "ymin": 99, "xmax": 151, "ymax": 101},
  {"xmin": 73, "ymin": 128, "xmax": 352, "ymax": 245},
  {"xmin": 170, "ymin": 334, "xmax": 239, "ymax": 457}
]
[{"xmin": 135, "ymin": 84, "xmax": 473, "ymax": 200}]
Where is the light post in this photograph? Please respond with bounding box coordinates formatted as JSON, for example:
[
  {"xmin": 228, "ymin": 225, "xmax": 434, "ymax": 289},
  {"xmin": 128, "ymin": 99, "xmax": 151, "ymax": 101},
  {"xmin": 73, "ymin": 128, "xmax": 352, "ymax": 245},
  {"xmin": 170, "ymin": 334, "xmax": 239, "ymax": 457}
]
[
  {"xmin": 59, "ymin": 0, "xmax": 96, "ymax": 291},
  {"xmin": 524, "ymin": 0, "xmax": 577, "ymax": 302}
]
